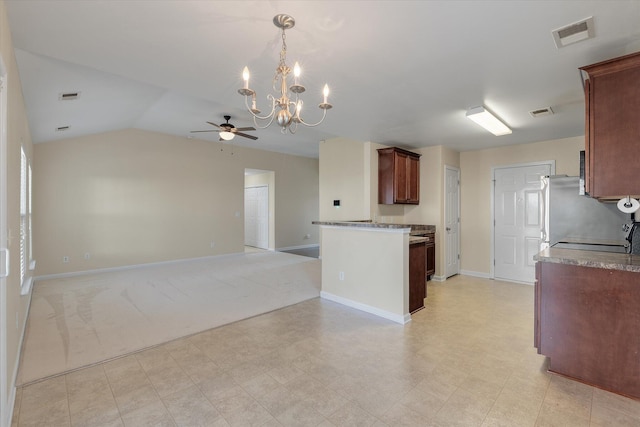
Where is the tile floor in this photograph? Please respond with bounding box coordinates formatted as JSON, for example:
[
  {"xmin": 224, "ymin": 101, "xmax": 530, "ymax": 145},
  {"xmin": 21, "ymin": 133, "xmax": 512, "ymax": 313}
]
[{"xmin": 11, "ymin": 275, "xmax": 640, "ymax": 426}]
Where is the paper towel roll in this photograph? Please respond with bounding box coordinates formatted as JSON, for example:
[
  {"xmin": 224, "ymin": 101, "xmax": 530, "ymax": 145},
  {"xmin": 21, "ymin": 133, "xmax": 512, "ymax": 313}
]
[{"xmin": 617, "ymin": 197, "xmax": 640, "ymax": 213}]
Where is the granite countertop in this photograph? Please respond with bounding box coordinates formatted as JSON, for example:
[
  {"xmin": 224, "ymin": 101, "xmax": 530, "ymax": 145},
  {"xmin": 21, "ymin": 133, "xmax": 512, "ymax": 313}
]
[
  {"xmin": 534, "ymin": 247, "xmax": 640, "ymax": 273},
  {"xmin": 312, "ymin": 220, "xmax": 436, "ymax": 233},
  {"xmin": 409, "ymin": 236, "xmax": 428, "ymax": 244}
]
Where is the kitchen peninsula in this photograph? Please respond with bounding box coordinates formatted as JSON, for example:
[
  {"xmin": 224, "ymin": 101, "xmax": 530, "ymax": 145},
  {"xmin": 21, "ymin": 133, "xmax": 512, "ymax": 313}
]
[
  {"xmin": 312, "ymin": 221, "xmax": 435, "ymax": 324},
  {"xmin": 534, "ymin": 247, "xmax": 640, "ymax": 399}
]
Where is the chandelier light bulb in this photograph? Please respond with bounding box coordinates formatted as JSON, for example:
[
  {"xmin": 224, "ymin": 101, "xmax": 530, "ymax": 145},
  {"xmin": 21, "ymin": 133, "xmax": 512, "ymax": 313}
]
[
  {"xmin": 242, "ymin": 67, "xmax": 250, "ymax": 89},
  {"xmin": 293, "ymin": 62, "xmax": 301, "ymax": 85},
  {"xmin": 323, "ymin": 84, "xmax": 330, "ymax": 104}
]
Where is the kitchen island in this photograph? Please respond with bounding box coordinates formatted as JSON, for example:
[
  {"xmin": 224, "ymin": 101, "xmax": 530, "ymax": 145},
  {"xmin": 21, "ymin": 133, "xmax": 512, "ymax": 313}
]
[
  {"xmin": 534, "ymin": 247, "xmax": 640, "ymax": 399},
  {"xmin": 312, "ymin": 221, "xmax": 435, "ymax": 324}
]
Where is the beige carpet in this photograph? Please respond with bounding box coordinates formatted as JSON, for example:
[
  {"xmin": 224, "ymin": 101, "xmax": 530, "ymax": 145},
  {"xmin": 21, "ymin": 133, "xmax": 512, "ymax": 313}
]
[{"xmin": 18, "ymin": 251, "xmax": 321, "ymax": 385}]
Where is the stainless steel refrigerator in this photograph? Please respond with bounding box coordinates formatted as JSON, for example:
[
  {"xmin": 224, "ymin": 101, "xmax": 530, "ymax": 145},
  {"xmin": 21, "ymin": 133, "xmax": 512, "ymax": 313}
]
[{"xmin": 541, "ymin": 175, "xmax": 630, "ymax": 253}]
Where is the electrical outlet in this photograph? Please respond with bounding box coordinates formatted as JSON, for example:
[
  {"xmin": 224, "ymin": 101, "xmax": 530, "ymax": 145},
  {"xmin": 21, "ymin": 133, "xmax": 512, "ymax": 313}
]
[
  {"xmin": 304, "ymin": 234, "xmax": 311, "ymax": 239},
  {"xmin": 210, "ymin": 242, "xmax": 215, "ymax": 249},
  {"xmin": 84, "ymin": 253, "xmax": 91, "ymax": 260},
  {"xmin": 339, "ymin": 271, "xmax": 345, "ymax": 281},
  {"xmin": 62, "ymin": 256, "xmax": 69, "ymax": 263}
]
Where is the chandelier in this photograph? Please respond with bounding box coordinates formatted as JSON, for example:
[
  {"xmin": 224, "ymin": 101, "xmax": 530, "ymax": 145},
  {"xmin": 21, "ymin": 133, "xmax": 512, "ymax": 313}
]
[{"xmin": 238, "ymin": 14, "xmax": 332, "ymax": 134}]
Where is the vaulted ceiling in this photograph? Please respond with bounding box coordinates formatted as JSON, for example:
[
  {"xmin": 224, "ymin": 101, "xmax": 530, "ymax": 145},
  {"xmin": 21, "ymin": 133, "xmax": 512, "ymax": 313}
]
[{"xmin": 6, "ymin": 1, "xmax": 640, "ymax": 158}]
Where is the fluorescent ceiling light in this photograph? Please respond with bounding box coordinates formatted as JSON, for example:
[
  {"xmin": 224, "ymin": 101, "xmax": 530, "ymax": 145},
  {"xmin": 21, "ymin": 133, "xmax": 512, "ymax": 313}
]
[
  {"xmin": 466, "ymin": 106, "xmax": 512, "ymax": 136},
  {"xmin": 219, "ymin": 131, "xmax": 235, "ymax": 141}
]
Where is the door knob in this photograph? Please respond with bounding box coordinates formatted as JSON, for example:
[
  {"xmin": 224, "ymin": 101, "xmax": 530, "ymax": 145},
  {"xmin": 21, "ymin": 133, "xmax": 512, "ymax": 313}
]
[{"xmin": 446, "ymin": 227, "xmax": 451, "ymax": 231}]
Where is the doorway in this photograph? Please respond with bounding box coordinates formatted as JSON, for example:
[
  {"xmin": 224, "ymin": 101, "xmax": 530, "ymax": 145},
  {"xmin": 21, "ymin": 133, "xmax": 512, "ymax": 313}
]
[
  {"xmin": 244, "ymin": 169, "xmax": 274, "ymax": 250},
  {"xmin": 245, "ymin": 185, "xmax": 269, "ymax": 249},
  {"xmin": 444, "ymin": 166, "xmax": 460, "ymax": 278},
  {"xmin": 493, "ymin": 162, "xmax": 553, "ymax": 284}
]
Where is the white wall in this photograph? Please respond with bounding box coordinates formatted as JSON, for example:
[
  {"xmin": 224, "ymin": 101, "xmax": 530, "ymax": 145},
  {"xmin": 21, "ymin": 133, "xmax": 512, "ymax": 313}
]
[
  {"xmin": 320, "ymin": 226, "xmax": 409, "ymax": 322},
  {"xmin": 319, "ymin": 137, "xmax": 461, "ymax": 278},
  {"xmin": 33, "ymin": 129, "xmax": 319, "ymax": 275},
  {"xmin": 318, "ymin": 137, "xmax": 368, "ymax": 221},
  {"xmin": 1, "ymin": 1, "xmax": 34, "ymax": 424},
  {"xmin": 459, "ymin": 136, "xmax": 583, "ymax": 276}
]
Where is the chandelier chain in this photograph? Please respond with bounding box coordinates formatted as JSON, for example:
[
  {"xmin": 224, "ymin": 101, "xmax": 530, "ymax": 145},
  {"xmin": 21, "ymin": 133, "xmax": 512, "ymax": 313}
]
[
  {"xmin": 280, "ymin": 27, "xmax": 287, "ymax": 67},
  {"xmin": 273, "ymin": 27, "xmax": 289, "ymax": 89}
]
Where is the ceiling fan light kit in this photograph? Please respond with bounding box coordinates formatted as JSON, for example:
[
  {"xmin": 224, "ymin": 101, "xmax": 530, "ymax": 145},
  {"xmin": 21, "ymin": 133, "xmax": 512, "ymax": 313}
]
[
  {"xmin": 466, "ymin": 106, "xmax": 512, "ymax": 136},
  {"xmin": 190, "ymin": 115, "xmax": 257, "ymax": 141},
  {"xmin": 238, "ymin": 14, "xmax": 332, "ymax": 134},
  {"xmin": 219, "ymin": 131, "xmax": 235, "ymax": 141}
]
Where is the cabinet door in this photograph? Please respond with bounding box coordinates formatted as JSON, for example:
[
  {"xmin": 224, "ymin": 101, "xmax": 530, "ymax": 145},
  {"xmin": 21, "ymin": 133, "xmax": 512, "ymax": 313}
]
[
  {"xmin": 582, "ymin": 52, "xmax": 640, "ymax": 199},
  {"xmin": 409, "ymin": 242, "xmax": 426, "ymax": 313},
  {"xmin": 584, "ymin": 79, "xmax": 593, "ymax": 196},
  {"xmin": 426, "ymin": 240, "xmax": 435, "ymax": 279},
  {"xmin": 534, "ymin": 262, "xmax": 541, "ymax": 352},
  {"xmin": 394, "ymin": 151, "xmax": 409, "ymax": 203},
  {"xmin": 377, "ymin": 147, "xmax": 421, "ymax": 205},
  {"xmin": 591, "ymin": 66, "xmax": 640, "ymax": 197},
  {"xmin": 406, "ymin": 155, "xmax": 420, "ymax": 204}
]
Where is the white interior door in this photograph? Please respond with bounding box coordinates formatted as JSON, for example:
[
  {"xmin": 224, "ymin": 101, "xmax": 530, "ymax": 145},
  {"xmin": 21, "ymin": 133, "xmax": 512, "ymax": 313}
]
[
  {"xmin": 445, "ymin": 166, "xmax": 460, "ymax": 278},
  {"xmin": 244, "ymin": 186, "xmax": 268, "ymax": 249},
  {"xmin": 494, "ymin": 163, "xmax": 551, "ymax": 284},
  {"xmin": 0, "ymin": 58, "xmax": 9, "ymax": 427}
]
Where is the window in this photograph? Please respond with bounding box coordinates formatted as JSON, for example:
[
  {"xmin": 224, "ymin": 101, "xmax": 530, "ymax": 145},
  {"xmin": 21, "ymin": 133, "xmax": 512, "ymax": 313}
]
[
  {"xmin": 28, "ymin": 162, "xmax": 33, "ymax": 269},
  {"xmin": 20, "ymin": 146, "xmax": 33, "ymax": 293}
]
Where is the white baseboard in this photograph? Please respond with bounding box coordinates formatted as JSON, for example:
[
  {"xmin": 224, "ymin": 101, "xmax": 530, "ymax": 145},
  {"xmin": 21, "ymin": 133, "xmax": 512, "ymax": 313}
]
[
  {"xmin": 7, "ymin": 279, "xmax": 34, "ymax": 425},
  {"xmin": 277, "ymin": 244, "xmax": 319, "ymax": 252},
  {"xmin": 431, "ymin": 275, "xmax": 446, "ymax": 282},
  {"xmin": 496, "ymin": 278, "xmax": 535, "ymax": 286},
  {"xmin": 460, "ymin": 269, "xmax": 491, "ymax": 279},
  {"xmin": 320, "ymin": 291, "xmax": 411, "ymax": 325},
  {"xmin": 34, "ymin": 253, "xmax": 248, "ymax": 282}
]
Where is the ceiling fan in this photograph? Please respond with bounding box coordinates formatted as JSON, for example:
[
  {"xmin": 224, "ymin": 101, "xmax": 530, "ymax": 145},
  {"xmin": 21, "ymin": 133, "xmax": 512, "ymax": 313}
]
[{"xmin": 191, "ymin": 115, "xmax": 257, "ymax": 141}]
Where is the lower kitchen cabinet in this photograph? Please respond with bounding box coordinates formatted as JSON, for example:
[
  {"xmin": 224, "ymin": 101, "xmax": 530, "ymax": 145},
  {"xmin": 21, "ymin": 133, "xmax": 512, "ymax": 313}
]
[
  {"xmin": 535, "ymin": 261, "xmax": 640, "ymax": 399},
  {"xmin": 409, "ymin": 241, "xmax": 426, "ymax": 313},
  {"xmin": 425, "ymin": 233, "xmax": 435, "ymax": 281}
]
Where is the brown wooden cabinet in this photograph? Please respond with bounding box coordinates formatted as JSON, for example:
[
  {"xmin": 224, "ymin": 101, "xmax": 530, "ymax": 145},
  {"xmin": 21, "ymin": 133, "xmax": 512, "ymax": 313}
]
[
  {"xmin": 535, "ymin": 261, "xmax": 640, "ymax": 399},
  {"xmin": 580, "ymin": 51, "xmax": 640, "ymax": 199},
  {"xmin": 425, "ymin": 232, "xmax": 435, "ymax": 280},
  {"xmin": 409, "ymin": 240, "xmax": 426, "ymax": 313},
  {"xmin": 378, "ymin": 147, "xmax": 421, "ymax": 204}
]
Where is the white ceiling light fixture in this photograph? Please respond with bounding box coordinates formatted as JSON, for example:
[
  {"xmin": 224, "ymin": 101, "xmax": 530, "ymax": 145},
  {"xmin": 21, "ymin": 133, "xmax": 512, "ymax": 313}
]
[
  {"xmin": 238, "ymin": 14, "xmax": 332, "ymax": 134},
  {"xmin": 466, "ymin": 106, "xmax": 512, "ymax": 136},
  {"xmin": 219, "ymin": 131, "xmax": 235, "ymax": 141}
]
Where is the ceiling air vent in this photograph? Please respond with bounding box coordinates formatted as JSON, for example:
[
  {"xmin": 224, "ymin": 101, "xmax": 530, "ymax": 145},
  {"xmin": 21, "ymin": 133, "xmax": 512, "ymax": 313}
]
[
  {"xmin": 58, "ymin": 92, "xmax": 80, "ymax": 101},
  {"xmin": 529, "ymin": 107, "xmax": 554, "ymax": 118},
  {"xmin": 552, "ymin": 17, "xmax": 594, "ymax": 48},
  {"xmin": 55, "ymin": 126, "xmax": 70, "ymax": 132}
]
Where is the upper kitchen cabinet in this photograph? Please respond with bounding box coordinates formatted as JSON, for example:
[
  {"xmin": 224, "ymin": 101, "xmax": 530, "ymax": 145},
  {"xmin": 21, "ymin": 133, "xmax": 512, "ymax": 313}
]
[
  {"xmin": 378, "ymin": 147, "xmax": 421, "ymax": 204},
  {"xmin": 580, "ymin": 51, "xmax": 640, "ymax": 199}
]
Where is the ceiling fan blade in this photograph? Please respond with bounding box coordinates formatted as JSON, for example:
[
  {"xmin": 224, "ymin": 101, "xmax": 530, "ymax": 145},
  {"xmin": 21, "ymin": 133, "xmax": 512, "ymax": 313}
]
[
  {"xmin": 234, "ymin": 127, "xmax": 256, "ymax": 132},
  {"xmin": 206, "ymin": 121, "xmax": 222, "ymax": 129},
  {"xmin": 235, "ymin": 132, "xmax": 258, "ymax": 140},
  {"xmin": 190, "ymin": 130, "xmax": 218, "ymax": 133}
]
